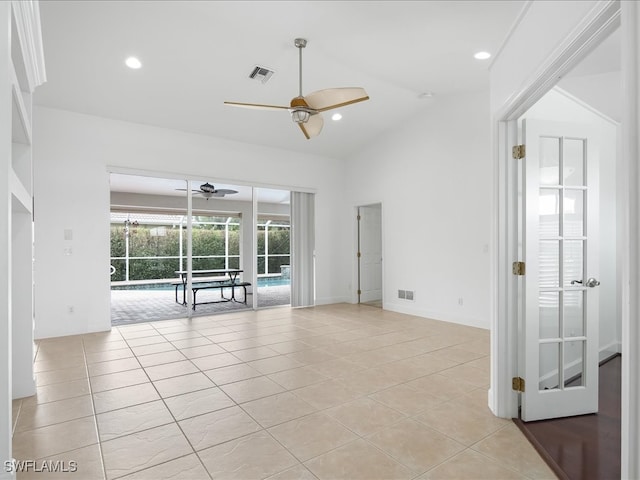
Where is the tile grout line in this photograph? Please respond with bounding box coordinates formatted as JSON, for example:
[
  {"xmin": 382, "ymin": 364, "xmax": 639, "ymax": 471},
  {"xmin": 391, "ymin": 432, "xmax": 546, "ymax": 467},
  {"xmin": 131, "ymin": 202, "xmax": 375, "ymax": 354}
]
[
  {"xmin": 81, "ymin": 338, "xmax": 107, "ymax": 479},
  {"xmin": 109, "ymin": 325, "xmax": 215, "ymax": 480},
  {"xmin": 24, "ymin": 306, "xmax": 535, "ymax": 480}
]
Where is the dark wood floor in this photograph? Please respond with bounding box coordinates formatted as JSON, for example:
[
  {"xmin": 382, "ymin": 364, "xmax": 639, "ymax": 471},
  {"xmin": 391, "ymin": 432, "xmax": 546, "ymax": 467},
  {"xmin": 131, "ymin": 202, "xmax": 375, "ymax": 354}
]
[{"xmin": 514, "ymin": 355, "xmax": 621, "ymax": 480}]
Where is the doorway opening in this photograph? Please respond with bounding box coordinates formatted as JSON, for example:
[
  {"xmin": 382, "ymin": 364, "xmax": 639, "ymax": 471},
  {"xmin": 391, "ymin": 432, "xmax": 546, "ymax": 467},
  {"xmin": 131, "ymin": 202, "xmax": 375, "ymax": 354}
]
[
  {"xmin": 511, "ymin": 26, "xmax": 621, "ymax": 480},
  {"xmin": 357, "ymin": 203, "xmax": 382, "ymax": 308},
  {"xmin": 109, "ymin": 173, "xmax": 295, "ymax": 325}
]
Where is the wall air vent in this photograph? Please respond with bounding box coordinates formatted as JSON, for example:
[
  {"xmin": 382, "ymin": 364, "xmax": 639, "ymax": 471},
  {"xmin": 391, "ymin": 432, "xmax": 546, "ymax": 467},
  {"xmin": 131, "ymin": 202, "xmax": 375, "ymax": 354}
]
[{"xmin": 249, "ymin": 66, "xmax": 275, "ymax": 84}]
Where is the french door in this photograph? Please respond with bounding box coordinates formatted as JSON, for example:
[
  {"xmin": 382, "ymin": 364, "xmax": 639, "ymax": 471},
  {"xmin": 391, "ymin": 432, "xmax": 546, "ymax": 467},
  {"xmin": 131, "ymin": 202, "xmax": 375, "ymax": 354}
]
[{"xmin": 520, "ymin": 119, "xmax": 600, "ymax": 421}]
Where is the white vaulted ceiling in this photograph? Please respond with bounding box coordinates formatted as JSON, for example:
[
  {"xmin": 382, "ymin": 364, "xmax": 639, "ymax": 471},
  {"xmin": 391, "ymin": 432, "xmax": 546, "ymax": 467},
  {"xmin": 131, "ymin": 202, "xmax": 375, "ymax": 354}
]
[{"xmin": 35, "ymin": 1, "xmax": 526, "ymax": 161}]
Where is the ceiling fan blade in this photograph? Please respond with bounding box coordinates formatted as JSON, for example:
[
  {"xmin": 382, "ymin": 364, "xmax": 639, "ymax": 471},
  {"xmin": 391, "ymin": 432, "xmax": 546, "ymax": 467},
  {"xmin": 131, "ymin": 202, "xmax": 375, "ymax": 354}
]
[
  {"xmin": 213, "ymin": 189, "xmax": 238, "ymax": 195},
  {"xmin": 224, "ymin": 101, "xmax": 290, "ymax": 111},
  {"xmin": 304, "ymin": 87, "xmax": 369, "ymax": 112},
  {"xmin": 298, "ymin": 113, "xmax": 323, "ymax": 140}
]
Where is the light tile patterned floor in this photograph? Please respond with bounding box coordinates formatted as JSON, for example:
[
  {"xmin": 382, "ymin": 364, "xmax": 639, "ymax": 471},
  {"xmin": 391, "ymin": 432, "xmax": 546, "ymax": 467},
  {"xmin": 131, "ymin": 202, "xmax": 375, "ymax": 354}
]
[{"xmin": 12, "ymin": 304, "xmax": 557, "ymax": 480}]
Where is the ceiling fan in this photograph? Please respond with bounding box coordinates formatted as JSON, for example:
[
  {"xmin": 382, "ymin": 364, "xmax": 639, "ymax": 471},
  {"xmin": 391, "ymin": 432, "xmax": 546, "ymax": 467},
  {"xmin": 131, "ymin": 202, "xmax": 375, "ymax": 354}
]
[
  {"xmin": 224, "ymin": 38, "xmax": 369, "ymax": 139},
  {"xmin": 176, "ymin": 182, "xmax": 238, "ymax": 200}
]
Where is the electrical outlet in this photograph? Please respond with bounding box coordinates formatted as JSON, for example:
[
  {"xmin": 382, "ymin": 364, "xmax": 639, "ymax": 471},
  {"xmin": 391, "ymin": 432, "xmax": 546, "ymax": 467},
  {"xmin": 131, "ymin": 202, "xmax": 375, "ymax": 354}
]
[{"xmin": 405, "ymin": 290, "xmax": 414, "ymax": 301}]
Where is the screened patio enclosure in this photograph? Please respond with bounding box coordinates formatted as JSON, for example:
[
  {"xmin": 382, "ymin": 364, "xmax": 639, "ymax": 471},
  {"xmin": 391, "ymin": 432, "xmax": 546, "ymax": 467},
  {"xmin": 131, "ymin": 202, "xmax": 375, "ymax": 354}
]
[
  {"xmin": 110, "ymin": 212, "xmax": 242, "ymax": 284},
  {"xmin": 109, "ymin": 174, "xmax": 300, "ymax": 325}
]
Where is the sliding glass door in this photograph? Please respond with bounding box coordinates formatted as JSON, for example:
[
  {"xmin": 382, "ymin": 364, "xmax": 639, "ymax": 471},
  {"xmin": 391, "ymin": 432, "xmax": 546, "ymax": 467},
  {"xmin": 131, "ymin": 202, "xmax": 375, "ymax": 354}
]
[
  {"xmin": 256, "ymin": 188, "xmax": 291, "ymax": 308},
  {"xmin": 109, "ymin": 174, "xmax": 307, "ymax": 324},
  {"xmin": 109, "ymin": 174, "xmax": 250, "ymax": 324}
]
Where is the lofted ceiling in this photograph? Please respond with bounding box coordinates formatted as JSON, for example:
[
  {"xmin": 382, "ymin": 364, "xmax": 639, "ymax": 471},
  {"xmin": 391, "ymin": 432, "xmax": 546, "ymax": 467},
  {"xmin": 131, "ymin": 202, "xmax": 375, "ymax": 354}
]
[{"xmin": 35, "ymin": 0, "xmax": 526, "ymax": 162}]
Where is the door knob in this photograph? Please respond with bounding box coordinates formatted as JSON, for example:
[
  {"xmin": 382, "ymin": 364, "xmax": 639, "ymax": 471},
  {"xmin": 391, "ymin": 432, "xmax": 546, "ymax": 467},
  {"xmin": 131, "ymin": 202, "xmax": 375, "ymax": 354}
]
[{"xmin": 585, "ymin": 277, "xmax": 600, "ymax": 288}]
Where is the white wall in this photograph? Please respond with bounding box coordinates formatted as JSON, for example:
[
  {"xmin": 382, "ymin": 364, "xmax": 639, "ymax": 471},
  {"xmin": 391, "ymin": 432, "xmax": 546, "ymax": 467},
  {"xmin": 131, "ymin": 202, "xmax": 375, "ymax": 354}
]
[
  {"xmin": 524, "ymin": 88, "xmax": 620, "ymax": 360},
  {"xmin": 33, "ymin": 106, "xmax": 350, "ymax": 339},
  {"xmin": 345, "ymin": 91, "xmax": 491, "ymax": 329},
  {"xmin": 0, "ymin": 2, "xmax": 12, "ymax": 474}
]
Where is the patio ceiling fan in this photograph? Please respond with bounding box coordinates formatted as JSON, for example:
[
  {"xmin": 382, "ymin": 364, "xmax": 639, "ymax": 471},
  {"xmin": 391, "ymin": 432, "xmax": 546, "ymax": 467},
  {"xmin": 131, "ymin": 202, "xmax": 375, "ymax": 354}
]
[
  {"xmin": 176, "ymin": 182, "xmax": 238, "ymax": 200},
  {"xmin": 224, "ymin": 38, "xmax": 369, "ymax": 139}
]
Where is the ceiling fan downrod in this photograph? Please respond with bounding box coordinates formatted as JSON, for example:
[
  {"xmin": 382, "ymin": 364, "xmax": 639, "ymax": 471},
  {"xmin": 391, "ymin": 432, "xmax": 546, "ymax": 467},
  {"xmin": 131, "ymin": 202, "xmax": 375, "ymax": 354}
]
[
  {"xmin": 291, "ymin": 38, "xmax": 312, "ymax": 124},
  {"xmin": 295, "ymin": 38, "xmax": 306, "ymax": 98}
]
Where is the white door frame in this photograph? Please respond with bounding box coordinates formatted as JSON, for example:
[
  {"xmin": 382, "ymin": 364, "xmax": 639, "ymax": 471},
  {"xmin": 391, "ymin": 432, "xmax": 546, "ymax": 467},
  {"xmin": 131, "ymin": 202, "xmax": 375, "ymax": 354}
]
[{"xmin": 491, "ymin": 1, "xmax": 640, "ymax": 477}]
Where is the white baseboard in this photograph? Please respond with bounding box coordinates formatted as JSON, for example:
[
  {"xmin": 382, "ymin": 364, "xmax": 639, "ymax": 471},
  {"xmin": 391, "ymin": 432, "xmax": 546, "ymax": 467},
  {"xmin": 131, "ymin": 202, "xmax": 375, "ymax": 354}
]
[
  {"xmin": 0, "ymin": 466, "xmax": 16, "ymax": 480},
  {"xmin": 12, "ymin": 377, "xmax": 35, "ymax": 400},
  {"xmin": 487, "ymin": 387, "xmax": 495, "ymax": 414},
  {"xmin": 599, "ymin": 340, "xmax": 621, "ymax": 362},
  {"xmin": 35, "ymin": 323, "xmax": 111, "ymax": 341},
  {"xmin": 314, "ymin": 296, "xmax": 350, "ymax": 306},
  {"xmin": 384, "ymin": 301, "xmax": 490, "ymax": 330}
]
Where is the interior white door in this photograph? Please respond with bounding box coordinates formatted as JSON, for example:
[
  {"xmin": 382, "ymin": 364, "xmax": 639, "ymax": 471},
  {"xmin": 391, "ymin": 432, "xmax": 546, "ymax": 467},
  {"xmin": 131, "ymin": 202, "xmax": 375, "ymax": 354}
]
[
  {"xmin": 358, "ymin": 204, "xmax": 382, "ymax": 303},
  {"xmin": 521, "ymin": 119, "xmax": 600, "ymax": 422}
]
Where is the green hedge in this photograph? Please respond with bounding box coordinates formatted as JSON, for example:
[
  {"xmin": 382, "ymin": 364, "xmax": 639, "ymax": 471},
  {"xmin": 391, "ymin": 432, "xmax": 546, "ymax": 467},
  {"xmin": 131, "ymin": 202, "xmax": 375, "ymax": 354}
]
[
  {"xmin": 111, "ymin": 222, "xmax": 290, "ymax": 281},
  {"xmin": 110, "ymin": 223, "xmax": 241, "ymax": 281}
]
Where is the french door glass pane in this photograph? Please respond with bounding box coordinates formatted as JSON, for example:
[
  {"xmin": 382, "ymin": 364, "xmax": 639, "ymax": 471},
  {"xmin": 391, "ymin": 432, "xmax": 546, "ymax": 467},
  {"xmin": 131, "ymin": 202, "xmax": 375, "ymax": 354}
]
[
  {"xmin": 564, "ymin": 290, "xmax": 584, "ymax": 337},
  {"xmin": 563, "ymin": 138, "xmax": 585, "ymax": 187},
  {"xmin": 540, "ymin": 137, "xmax": 561, "ymax": 186},
  {"xmin": 539, "ymin": 188, "xmax": 560, "ymax": 237},
  {"xmin": 564, "ymin": 240, "xmax": 583, "ymax": 288},
  {"xmin": 539, "ymin": 240, "xmax": 559, "ymax": 289},
  {"xmin": 564, "ymin": 340, "xmax": 585, "ymax": 388},
  {"xmin": 539, "ymin": 342, "xmax": 560, "ymax": 391},
  {"xmin": 564, "ymin": 189, "xmax": 584, "ymax": 237},
  {"xmin": 539, "ymin": 291, "xmax": 560, "ymax": 339}
]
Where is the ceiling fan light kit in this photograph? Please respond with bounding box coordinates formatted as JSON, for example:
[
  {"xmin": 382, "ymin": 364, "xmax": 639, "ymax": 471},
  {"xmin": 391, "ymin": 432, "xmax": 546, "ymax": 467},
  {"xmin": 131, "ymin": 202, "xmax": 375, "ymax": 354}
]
[
  {"xmin": 224, "ymin": 38, "xmax": 369, "ymax": 139},
  {"xmin": 291, "ymin": 109, "xmax": 311, "ymax": 124}
]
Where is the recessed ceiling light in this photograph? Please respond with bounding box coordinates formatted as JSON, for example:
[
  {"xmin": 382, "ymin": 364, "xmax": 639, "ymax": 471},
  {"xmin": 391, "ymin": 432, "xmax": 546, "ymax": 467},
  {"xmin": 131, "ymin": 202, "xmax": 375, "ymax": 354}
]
[
  {"xmin": 331, "ymin": 113, "xmax": 342, "ymax": 121},
  {"xmin": 125, "ymin": 56, "xmax": 142, "ymax": 69},
  {"xmin": 474, "ymin": 51, "xmax": 491, "ymax": 60}
]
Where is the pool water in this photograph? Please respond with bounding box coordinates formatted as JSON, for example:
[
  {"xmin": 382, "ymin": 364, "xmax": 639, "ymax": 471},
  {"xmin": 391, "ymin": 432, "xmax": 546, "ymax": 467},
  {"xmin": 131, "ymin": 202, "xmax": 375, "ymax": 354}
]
[
  {"xmin": 257, "ymin": 277, "xmax": 291, "ymax": 287},
  {"xmin": 112, "ymin": 276, "xmax": 290, "ymax": 291}
]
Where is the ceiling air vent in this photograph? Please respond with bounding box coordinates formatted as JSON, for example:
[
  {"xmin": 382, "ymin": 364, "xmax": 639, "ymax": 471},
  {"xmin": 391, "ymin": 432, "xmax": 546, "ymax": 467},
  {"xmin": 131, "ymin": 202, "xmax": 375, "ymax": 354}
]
[{"xmin": 249, "ymin": 65, "xmax": 275, "ymax": 84}]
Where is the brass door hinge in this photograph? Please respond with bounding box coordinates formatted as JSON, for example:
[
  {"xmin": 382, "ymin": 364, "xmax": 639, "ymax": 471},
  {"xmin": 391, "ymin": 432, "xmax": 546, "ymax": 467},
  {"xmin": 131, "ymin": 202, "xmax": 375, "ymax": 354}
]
[
  {"xmin": 512, "ymin": 145, "xmax": 526, "ymax": 159},
  {"xmin": 512, "ymin": 376, "xmax": 525, "ymax": 392},
  {"xmin": 357, "ymin": 252, "xmax": 361, "ymax": 258},
  {"xmin": 357, "ymin": 215, "xmax": 361, "ymax": 221},
  {"xmin": 357, "ymin": 289, "xmax": 362, "ymax": 295},
  {"xmin": 512, "ymin": 261, "xmax": 525, "ymax": 275}
]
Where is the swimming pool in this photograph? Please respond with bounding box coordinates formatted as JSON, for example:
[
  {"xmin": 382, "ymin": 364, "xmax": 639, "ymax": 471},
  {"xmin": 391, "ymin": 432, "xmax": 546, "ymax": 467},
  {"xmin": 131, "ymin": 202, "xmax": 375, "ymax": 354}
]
[
  {"xmin": 112, "ymin": 276, "xmax": 290, "ymax": 291},
  {"xmin": 257, "ymin": 277, "xmax": 290, "ymax": 287}
]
